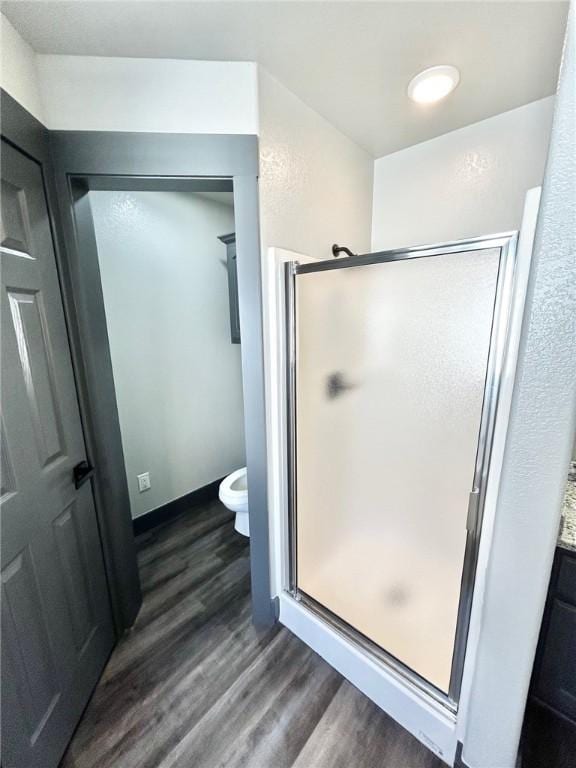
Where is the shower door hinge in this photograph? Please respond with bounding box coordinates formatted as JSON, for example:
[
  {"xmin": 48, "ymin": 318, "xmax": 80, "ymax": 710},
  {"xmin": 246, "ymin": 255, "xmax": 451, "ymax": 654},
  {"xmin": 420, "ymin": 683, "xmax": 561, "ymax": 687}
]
[{"xmin": 466, "ymin": 490, "xmax": 480, "ymax": 534}]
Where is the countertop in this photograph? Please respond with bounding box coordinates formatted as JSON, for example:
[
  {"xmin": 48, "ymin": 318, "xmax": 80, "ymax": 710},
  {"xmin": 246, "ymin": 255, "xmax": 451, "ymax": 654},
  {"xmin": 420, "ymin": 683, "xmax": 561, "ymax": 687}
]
[{"xmin": 559, "ymin": 462, "xmax": 576, "ymax": 552}]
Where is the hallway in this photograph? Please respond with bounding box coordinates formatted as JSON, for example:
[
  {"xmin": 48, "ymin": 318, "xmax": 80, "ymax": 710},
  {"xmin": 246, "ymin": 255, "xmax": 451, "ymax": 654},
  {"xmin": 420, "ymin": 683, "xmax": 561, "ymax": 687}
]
[{"xmin": 61, "ymin": 500, "xmax": 443, "ymax": 768}]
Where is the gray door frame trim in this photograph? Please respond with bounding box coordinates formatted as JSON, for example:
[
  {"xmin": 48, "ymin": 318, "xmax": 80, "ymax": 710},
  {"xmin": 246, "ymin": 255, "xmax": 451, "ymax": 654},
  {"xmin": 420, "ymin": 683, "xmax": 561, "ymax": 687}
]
[{"xmin": 48, "ymin": 130, "xmax": 274, "ymax": 628}]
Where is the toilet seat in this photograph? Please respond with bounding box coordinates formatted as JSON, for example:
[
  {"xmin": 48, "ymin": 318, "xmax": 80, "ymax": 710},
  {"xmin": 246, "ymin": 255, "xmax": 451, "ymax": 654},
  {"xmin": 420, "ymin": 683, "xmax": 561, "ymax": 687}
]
[
  {"xmin": 219, "ymin": 467, "xmax": 247, "ymax": 503},
  {"xmin": 219, "ymin": 467, "xmax": 249, "ymax": 536}
]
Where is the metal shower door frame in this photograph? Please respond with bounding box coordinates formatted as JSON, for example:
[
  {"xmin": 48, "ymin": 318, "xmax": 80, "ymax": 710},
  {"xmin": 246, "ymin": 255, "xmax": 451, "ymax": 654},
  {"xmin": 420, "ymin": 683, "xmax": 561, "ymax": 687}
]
[{"xmin": 284, "ymin": 232, "xmax": 518, "ymax": 711}]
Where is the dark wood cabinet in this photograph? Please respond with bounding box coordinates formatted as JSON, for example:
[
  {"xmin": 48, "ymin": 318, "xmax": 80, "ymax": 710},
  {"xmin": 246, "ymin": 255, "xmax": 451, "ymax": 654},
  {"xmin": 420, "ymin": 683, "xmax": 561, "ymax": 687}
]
[
  {"xmin": 536, "ymin": 598, "xmax": 576, "ymax": 720},
  {"xmin": 522, "ymin": 547, "xmax": 576, "ymax": 768},
  {"xmin": 531, "ymin": 547, "xmax": 576, "ymax": 722},
  {"xmin": 218, "ymin": 232, "xmax": 240, "ymax": 344}
]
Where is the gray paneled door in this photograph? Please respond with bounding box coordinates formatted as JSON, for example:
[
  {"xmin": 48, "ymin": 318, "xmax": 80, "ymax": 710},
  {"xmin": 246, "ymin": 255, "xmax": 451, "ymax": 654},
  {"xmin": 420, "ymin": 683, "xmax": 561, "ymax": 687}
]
[{"xmin": 1, "ymin": 139, "xmax": 114, "ymax": 768}]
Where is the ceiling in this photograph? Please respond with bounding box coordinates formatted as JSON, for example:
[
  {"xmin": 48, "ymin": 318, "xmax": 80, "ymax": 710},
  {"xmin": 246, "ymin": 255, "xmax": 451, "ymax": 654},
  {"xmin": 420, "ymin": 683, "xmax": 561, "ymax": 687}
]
[{"xmin": 2, "ymin": 1, "xmax": 568, "ymax": 157}]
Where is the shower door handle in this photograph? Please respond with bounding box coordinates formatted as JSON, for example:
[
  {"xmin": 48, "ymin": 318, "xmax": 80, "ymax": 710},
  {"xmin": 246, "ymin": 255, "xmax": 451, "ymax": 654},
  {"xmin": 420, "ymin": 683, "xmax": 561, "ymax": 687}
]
[{"xmin": 326, "ymin": 371, "xmax": 356, "ymax": 399}]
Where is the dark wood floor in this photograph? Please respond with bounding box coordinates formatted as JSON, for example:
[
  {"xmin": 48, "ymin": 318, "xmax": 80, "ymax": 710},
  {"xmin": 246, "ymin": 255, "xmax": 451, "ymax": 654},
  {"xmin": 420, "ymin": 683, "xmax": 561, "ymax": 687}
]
[{"xmin": 61, "ymin": 499, "xmax": 444, "ymax": 768}]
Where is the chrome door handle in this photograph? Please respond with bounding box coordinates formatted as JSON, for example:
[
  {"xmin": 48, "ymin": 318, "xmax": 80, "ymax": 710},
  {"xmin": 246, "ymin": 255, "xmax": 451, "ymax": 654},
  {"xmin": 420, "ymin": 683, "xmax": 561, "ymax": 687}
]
[{"xmin": 73, "ymin": 460, "xmax": 94, "ymax": 489}]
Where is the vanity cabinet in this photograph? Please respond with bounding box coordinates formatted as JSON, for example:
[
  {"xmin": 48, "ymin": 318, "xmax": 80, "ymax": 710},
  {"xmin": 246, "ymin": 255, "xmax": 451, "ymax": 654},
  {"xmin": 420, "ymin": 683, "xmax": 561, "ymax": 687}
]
[
  {"xmin": 522, "ymin": 546, "xmax": 576, "ymax": 768},
  {"xmin": 531, "ymin": 546, "xmax": 576, "ymax": 722},
  {"xmin": 218, "ymin": 232, "xmax": 240, "ymax": 344}
]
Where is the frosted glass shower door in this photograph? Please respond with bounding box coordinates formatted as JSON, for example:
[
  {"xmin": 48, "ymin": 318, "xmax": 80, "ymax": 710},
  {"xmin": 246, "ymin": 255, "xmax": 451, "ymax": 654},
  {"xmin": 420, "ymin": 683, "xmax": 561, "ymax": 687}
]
[{"xmin": 292, "ymin": 245, "xmax": 504, "ymax": 695}]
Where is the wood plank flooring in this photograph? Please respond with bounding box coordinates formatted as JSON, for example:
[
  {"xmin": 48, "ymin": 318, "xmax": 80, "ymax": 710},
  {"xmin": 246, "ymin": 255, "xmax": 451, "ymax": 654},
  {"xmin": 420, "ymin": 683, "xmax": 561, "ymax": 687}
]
[{"xmin": 61, "ymin": 499, "xmax": 444, "ymax": 768}]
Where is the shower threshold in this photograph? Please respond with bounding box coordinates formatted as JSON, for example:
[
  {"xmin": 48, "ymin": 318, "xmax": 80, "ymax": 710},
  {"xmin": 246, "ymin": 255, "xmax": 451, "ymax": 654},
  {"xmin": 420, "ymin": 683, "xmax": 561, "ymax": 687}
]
[{"xmin": 291, "ymin": 589, "xmax": 459, "ymax": 714}]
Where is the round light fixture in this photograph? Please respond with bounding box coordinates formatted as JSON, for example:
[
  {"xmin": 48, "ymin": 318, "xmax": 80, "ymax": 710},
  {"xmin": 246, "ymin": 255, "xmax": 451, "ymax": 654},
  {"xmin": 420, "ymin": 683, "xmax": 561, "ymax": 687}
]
[{"xmin": 407, "ymin": 65, "xmax": 460, "ymax": 104}]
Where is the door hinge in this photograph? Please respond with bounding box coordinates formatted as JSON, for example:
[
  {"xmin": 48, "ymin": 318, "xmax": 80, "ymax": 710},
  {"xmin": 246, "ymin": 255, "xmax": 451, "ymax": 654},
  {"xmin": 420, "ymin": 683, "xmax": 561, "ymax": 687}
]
[{"xmin": 466, "ymin": 489, "xmax": 480, "ymax": 533}]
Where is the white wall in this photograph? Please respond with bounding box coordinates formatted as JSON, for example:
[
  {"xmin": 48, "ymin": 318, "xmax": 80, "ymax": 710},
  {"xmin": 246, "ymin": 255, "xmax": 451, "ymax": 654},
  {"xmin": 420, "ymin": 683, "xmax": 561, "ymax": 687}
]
[
  {"xmin": 36, "ymin": 55, "xmax": 258, "ymax": 133},
  {"xmin": 0, "ymin": 13, "xmax": 44, "ymax": 123},
  {"xmin": 258, "ymin": 69, "xmax": 373, "ymax": 261},
  {"xmin": 372, "ymin": 97, "xmax": 555, "ymax": 250},
  {"xmin": 90, "ymin": 190, "xmax": 245, "ymax": 519},
  {"xmin": 0, "ymin": 15, "xmax": 258, "ymax": 133},
  {"xmin": 462, "ymin": 7, "xmax": 575, "ymax": 766}
]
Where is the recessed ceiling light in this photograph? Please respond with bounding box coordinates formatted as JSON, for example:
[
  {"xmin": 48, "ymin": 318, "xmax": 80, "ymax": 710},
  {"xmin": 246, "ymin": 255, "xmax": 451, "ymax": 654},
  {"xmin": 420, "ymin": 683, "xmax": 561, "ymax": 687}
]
[{"xmin": 407, "ymin": 65, "xmax": 460, "ymax": 105}]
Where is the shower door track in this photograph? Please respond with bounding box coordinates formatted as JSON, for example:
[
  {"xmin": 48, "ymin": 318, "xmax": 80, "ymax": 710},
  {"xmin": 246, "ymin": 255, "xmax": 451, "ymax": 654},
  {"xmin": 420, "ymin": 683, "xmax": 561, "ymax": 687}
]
[
  {"xmin": 295, "ymin": 589, "xmax": 458, "ymax": 712},
  {"xmin": 284, "ymin": 232, "xmax": 519, "ymax": 712}
]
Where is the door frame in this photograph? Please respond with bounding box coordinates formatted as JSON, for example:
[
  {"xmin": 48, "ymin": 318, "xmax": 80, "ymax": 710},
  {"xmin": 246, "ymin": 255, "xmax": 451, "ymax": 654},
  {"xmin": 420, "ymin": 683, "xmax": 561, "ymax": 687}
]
[
  {"xmin": 48, "ymin": 129, "xmax": 274, "ymax": 628},
  {"xmin": 1, "ymin": 89, "xmax": 275, "ymax": 631},
  {"xmin": 1, "ymin": 89, "xmax": 137, "ymax": 634},
  {"xmin": 1, "ymin": 94, "xmax": 119, "ymax": 768}
]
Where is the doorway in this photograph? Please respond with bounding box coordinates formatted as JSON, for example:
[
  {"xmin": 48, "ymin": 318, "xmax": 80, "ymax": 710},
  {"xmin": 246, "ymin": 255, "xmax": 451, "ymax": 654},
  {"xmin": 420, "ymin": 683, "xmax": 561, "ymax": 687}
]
[
  {"xmin": 48, "ymin": 130, "xmax": 274, "ymax": 630},
  {"xmin": 87, "ymin": 180, "xmax": 245, "ymax": 527}
]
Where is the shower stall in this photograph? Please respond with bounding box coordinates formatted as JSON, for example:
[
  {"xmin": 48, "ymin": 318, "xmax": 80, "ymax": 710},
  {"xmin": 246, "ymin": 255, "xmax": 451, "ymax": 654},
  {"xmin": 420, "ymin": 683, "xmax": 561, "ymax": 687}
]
[{"xmin": 284, "ymin": 233, "xmax": 518, "ymax": 710}]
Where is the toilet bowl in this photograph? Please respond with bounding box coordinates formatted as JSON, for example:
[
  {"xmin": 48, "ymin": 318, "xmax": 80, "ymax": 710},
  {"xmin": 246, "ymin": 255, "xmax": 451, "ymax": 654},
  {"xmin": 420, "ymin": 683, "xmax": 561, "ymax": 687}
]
[{"xmin": 219, "ymin": 467, "xmax": 249, "ymax": 536}]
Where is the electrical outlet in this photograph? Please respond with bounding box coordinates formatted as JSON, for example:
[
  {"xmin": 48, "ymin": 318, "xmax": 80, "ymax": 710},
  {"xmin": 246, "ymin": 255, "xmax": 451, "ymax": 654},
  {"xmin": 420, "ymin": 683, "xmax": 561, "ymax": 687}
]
[{"xmin": 137, "ymin": 472, "xmax": 151, "ymax": 493}]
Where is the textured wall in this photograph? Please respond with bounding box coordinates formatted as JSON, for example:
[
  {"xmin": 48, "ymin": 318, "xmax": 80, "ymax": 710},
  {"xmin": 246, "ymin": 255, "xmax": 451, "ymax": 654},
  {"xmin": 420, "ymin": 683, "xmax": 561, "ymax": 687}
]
[
  {"xmin": 258, "ymin": 68, "xmax": 373, "ymax": 261},
  {"xmin": 372, "ymin": 97, "xmax": 554, "ymax": 251},
  {"xmin": 90, "ymin": 191, "xmax": 245, "ymax": 519},
  {"xmin": 0, "ymin": 13, "xmax": 45, "ymax": 123},
  {"xmin": 462, "ymin": 6, "xmax": 575, "ymax": 766}
]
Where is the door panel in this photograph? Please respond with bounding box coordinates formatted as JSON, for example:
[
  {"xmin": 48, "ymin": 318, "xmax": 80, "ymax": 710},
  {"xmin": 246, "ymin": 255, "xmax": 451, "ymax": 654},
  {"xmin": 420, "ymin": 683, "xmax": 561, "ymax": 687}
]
[
  {"xmin": 293, "ymin": 247, "xmax": 502, "ymax": 695},
  {"xmin": 2, "ymin": 547, "xmax": 60, "ymax": 732},
  {"xmin": 8, "ymin": 288, "xmax": 66, "ymax": 466},
  {"xmin": 53, "ymin": 500, "xmax": 96, "ymax": 651},
  {"xmin": 0, "ymin": 176, "xmax": 33, "ymax": 255},
  {"xmin": 1, "ymin": 420, "xmax": 17, "ymax": 500},
  {"xmin": 1, "ymin": 139, "xmax": 114, "ymax": 768}
]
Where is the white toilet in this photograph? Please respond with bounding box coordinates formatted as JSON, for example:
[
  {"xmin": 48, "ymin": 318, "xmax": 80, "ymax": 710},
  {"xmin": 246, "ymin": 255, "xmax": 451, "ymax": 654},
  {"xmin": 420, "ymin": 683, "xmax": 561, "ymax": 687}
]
[{"xmin": 219, "ymin": 467, "xmax": 249, "ymax": 536}]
